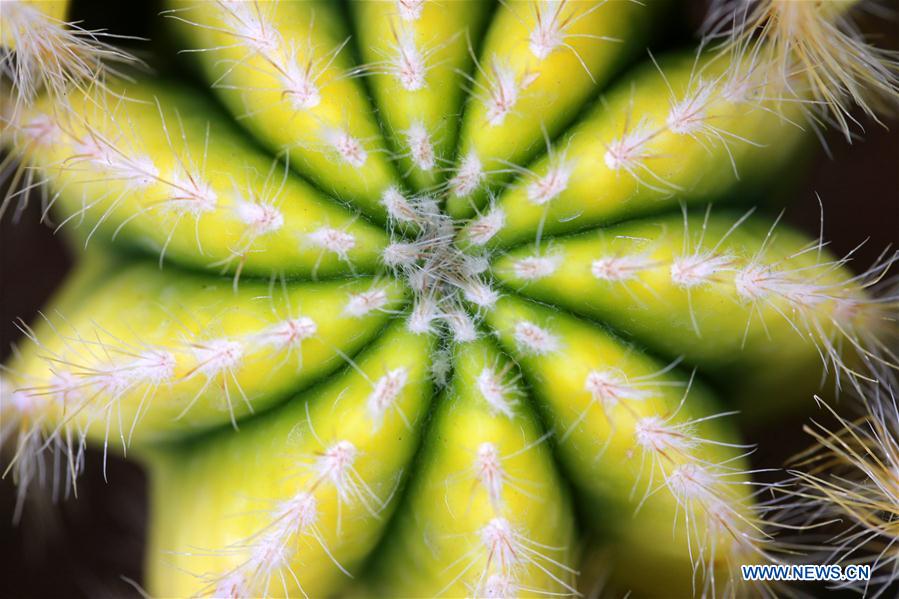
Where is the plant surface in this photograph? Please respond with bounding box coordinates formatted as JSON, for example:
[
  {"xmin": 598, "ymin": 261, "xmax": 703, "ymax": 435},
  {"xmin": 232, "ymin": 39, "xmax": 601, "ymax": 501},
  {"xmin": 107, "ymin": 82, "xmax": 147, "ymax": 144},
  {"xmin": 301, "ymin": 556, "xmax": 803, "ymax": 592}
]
[{"xmin": 1, "ymin": 1, "xmax": 898, "ymax": 597}]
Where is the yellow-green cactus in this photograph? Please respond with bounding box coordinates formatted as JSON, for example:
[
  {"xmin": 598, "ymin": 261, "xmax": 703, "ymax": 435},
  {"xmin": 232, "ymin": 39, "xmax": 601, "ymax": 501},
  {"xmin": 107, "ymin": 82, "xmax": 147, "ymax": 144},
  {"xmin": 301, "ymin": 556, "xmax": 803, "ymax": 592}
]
[
  {"xmin": 367, "ymin": 338, "xmax": 577, "ymax": 597},
  {"xmin": 147, "ymin": 321, "xmax": 434, "ymax": 597},
  {"xmin": 1, "ymin": 0, "xmax": 898, "ymax": 597},
  {"xmin": 6, "ymin": 82, "xmax": 390, "ymax": 278}
]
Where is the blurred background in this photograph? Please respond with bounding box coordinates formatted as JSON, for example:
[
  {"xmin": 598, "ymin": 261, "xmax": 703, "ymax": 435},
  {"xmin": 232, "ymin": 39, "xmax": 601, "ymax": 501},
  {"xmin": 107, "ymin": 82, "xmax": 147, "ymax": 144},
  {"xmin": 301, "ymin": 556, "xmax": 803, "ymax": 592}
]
[{"xmin": 0, "ymin": 1, "xmax": 897, "ymax": 597}]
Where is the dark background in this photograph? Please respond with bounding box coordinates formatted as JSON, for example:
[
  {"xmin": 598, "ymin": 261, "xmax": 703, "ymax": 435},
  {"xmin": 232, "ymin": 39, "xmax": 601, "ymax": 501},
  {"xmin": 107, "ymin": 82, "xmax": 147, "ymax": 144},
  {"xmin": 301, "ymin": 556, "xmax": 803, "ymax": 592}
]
[{"xmin": 1, "ymin": 1, "xmax": 897, "ymax": 597}]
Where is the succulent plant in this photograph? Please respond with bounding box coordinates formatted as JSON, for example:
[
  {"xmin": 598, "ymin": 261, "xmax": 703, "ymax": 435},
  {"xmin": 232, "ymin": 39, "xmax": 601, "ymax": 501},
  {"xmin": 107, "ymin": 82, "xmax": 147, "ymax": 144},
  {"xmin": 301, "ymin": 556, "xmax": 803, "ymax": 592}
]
[
  {"xmin": 1, "ymin": 1, "xmax": 897, "ymax": 597},
  {"xmin": 775, "ymin": 384, "xmax": 899, "ymax": 598}
]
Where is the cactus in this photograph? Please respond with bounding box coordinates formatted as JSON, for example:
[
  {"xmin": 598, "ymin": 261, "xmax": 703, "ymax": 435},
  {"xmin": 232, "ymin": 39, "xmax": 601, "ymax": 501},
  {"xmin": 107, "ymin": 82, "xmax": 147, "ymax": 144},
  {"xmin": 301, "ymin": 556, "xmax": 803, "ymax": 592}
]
[
  {"xmin": 1, "ymin": 0, "xmax": 897, "ymax": 597},
  {"xmin": 773, "ymin": 383, "xmax": 899, "ymax": 598}
]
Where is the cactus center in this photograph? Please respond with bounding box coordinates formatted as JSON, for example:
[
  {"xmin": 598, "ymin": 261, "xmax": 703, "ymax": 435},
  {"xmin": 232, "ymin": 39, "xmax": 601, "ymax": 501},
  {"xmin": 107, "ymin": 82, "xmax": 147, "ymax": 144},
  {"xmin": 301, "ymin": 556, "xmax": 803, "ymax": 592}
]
[{"xmin": 378, "ymin": 186, "xmax": 498, "ymax": 343}]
